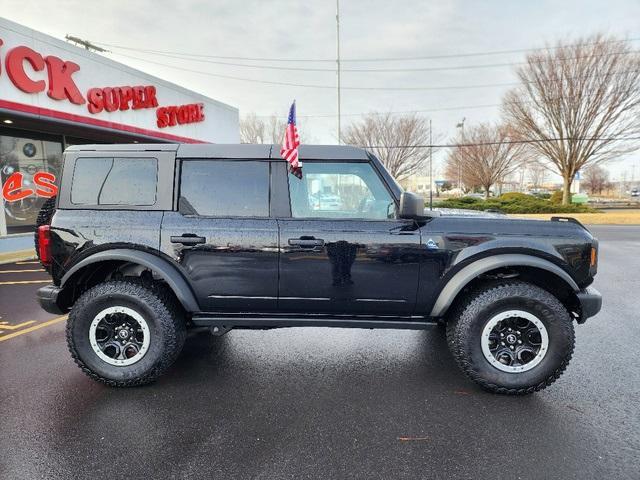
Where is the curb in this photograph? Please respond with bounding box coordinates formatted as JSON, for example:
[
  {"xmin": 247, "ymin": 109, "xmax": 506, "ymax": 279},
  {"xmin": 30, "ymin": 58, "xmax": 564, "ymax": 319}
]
[{"xmin": 0, "ymin": 249, "xmax": 37, "ymax": 265}]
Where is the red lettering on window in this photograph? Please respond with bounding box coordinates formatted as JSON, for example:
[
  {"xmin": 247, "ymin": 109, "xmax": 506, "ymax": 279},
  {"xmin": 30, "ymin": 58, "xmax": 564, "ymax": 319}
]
[
  {"xmin": 33, "ymin": 171, "xmax": 58, "ymax": 198},
  {"xmin": 2, "ymin": 172, "xmax": 34, "ymax": 202}
]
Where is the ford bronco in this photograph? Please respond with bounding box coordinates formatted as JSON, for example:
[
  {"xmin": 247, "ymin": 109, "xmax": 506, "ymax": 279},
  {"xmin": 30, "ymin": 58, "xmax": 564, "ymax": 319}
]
[{"xmin": 36, "ymin": 143, "xmax": 601, "ymax": 394}]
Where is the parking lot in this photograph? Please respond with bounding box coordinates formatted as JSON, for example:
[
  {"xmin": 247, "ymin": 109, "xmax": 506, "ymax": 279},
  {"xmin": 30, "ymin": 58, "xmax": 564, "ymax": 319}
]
[{"xmin": 1, "ymin": 225, "xmax": 639, "ymax": 479}]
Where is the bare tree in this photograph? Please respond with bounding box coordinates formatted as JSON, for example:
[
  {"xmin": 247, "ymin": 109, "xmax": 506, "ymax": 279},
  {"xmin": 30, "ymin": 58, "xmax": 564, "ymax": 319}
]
[
  {"xmin": 445, "ymin": 123, "xmax": 526, "ymax": 198},
  {"xmin": 240, "ymin": 114, "xmax": 301, "ymax": 145},
  {"xmin": 239, "ymin": 113, "xmax": 267, "ymax": 144},
  {"xmin": 444, "ymin": 154, "xmax": 480, "ymax": 192},
  {"xmin": 527, "ymin": 162, "xmax": 548, "ymax": 189},
  {"xmin": 582, "ymin": 164, "xmax": 611, "ymax": 194},
  {"xmin": 502, "ymin": 34, "xmax": 640, "ymax": 204},
  {"xmin": 266, "ymin": 115, "xmax": 287, "ymax": 145},
  {"xmin": 342, "ymin": 113, "xmax": 434, "ymax": 182}
]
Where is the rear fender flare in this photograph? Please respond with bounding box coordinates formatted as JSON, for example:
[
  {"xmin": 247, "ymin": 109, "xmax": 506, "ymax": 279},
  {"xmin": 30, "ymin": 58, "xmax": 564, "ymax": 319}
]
[
  {"xmin": 429, "ymin": 253, "xmax": 579, "ymax": 317},
  {"xmin": 61, "ymin": 249, "xmax": 200, "ymax": 312}
]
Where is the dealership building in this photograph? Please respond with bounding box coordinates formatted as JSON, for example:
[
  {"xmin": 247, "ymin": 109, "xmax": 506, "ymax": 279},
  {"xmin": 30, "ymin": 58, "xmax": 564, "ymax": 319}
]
[{"xmin": 0, "ymin": 17, "xmax": 239, "ymax": 257}]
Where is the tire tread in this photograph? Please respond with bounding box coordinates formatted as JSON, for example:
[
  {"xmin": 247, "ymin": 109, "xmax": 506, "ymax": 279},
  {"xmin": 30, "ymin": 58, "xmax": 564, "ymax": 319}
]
[
  {"xmin": 446, "ymin": 280, "xmax": 575, "ymax": 395},
  {"xmin": 66, "ymin": 279, "xmax": 185, "ymax": 387}
]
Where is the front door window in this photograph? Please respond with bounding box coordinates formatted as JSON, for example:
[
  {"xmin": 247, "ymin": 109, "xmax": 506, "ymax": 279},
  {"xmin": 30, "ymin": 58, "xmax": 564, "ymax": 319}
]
[{"xmin": 288, "ymin": 162, "xmax": 396, "ymax": 220}]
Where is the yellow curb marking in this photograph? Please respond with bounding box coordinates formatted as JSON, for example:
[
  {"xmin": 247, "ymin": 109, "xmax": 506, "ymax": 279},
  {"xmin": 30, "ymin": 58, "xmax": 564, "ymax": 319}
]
[
  {"xmin": 15, "ymin": 261, "xmax": 40, "ymax": 265},
  {"xmin": 0, "ymin": 316, "xmax": 68, "ymax": 342},
  {"xmin": 0, "ymin": 280, "xmax": 50, "ymax": 285},
  {"xmin": 0, "ymin": 269, "xmax": 46, "ymax": 273},
  {"xmin": 0, "ymin": 320, "xmax": 36, "ymax": 330}
]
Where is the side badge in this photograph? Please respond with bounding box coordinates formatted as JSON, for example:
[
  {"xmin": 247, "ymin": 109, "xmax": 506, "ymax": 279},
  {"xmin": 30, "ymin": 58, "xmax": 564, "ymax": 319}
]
[{"xmin": 426, "ymin": 238, "xmax": 439, "ymax": 249}]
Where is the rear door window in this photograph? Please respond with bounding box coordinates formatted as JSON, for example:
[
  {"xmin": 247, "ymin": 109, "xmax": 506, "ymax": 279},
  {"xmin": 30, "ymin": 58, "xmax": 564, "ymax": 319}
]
[
  {"xmin": 179, "ymin": 160, "xmax": 269, "ymax": 217},
  {"xmin": 71, "ymin": 157, "xmax": 158, "ymax": 206}
]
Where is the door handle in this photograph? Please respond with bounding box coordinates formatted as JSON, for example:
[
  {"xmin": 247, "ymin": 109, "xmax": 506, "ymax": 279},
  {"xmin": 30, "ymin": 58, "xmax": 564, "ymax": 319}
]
[
  {"xmin": 170, "ymin": 234, "xmax": 206, "ymax": 245},
  {"xmin": 288, "ymin": 236, "xmax": 325, "ymax": 248}
]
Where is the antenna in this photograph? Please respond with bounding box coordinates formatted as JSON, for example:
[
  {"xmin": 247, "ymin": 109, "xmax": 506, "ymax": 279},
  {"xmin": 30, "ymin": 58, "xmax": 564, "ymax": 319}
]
[{"xmin": 65, "ymin": 35, "xmax": 109, "ymax": 53}]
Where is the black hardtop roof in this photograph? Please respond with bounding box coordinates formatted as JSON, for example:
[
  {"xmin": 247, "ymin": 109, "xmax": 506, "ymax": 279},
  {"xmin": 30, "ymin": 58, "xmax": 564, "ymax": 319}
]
[{"xmin": 66, "ymin": 143, "xmax": 371, "ymax": 160}]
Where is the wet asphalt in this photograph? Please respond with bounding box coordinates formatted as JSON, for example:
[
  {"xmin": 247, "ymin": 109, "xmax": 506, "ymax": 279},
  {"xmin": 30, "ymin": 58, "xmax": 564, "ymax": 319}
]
[{"xmin": 1, "ymin": 226, "xmax": 639, "ymax": 480}]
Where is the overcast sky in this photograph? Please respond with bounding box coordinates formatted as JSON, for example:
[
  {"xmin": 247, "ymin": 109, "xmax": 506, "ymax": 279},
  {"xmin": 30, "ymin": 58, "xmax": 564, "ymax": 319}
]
[{"xmin": 1, "ymin": 0, "xmax": 639, "ymax": 181}]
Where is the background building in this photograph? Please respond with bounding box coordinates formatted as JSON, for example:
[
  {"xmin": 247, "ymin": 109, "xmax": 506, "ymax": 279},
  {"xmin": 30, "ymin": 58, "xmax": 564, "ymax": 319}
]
[
  {"xmin": 0, "ymin": 17, "xmax": 238, "ymax": 255},
  {"xmin": 401, "ymin": 175, "xmax": 434, "ymax": 196}
]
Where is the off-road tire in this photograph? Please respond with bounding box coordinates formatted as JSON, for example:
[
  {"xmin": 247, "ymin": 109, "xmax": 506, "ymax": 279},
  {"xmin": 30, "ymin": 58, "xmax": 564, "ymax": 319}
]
[
  {"xmin": 34, "ymin": 196, "xmax": 57, "ymax": 270},
  {"xmin": 66, "ymin": 279, "xmax": 186, "ymax": 387},
  {"xmin": 446, "ymin": 280, "xmax": 575, "ymax": 395}
]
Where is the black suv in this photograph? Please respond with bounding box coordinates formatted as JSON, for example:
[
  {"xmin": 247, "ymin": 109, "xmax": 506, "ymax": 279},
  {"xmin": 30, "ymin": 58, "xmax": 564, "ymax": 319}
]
[{"xmin": 36, "ymin": 144, "xmax": 601, "ymax": 394}]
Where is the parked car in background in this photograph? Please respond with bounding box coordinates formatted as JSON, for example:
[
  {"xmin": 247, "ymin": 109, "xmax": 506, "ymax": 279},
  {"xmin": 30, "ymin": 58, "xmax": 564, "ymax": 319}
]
[
  {"xmin": 310, "ymin": 193, "xmax": 343, "ymax": 211},
  {"xmin": 466, "ymin": 192, "xmax": 488, "ymax": 199}
]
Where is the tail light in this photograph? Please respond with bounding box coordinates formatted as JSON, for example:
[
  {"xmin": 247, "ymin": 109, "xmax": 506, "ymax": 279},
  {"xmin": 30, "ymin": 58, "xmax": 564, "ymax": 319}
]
[{"xmin": 38, "ymin": 225, "xmax": 52, "ymax": 266}]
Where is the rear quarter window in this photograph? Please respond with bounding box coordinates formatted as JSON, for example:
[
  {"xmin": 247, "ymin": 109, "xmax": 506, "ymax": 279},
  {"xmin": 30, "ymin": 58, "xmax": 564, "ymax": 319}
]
[{"xmin": 71, "ymin": 157, "xmax": 158, "ymax": 206}]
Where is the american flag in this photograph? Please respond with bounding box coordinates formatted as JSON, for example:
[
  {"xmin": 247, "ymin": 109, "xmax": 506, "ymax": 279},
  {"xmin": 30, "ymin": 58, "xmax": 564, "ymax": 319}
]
[{"xmin": 280, "ymin": 101, "xmax": 301, "ymax": 177}]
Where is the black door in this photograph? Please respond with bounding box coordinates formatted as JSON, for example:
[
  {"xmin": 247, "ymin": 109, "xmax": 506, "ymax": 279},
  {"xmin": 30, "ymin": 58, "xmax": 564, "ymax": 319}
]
[
  {"xmin": 277, "ymin": 161, "xmax": 421, "ymax": 315},
  {"xmin": 160, "ymin": 159, "xmax": 278, "ymax": 312}
]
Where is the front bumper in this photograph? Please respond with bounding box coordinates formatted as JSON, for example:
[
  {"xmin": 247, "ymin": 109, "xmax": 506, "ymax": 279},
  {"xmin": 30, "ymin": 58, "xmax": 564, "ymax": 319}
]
[
  {"xmin": 576, "ymin": 286, "xmax": 602, "ymax": 323},
  {"xmin": 37, "ymin": 284, "xmax": 65, "ymax": 315}
]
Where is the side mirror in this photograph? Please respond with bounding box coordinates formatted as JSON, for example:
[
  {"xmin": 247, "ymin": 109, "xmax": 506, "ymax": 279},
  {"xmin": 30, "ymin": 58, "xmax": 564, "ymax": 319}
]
[
  {"xmin": 398, "ymin": 192, "xmax": 424, "ymax": 219},
  {"xmin": 398, "ymin": 192, "xmax": 439, "ymax": 220}
]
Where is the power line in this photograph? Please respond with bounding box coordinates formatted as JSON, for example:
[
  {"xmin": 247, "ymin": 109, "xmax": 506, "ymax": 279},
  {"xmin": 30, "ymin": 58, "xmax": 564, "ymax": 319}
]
[
  {"xmin": 365, "ymin": 135, "xmax": 640, "ymax": 149},
  {"xmin": 110, "ymin": 50, "xmax": 640, "ymax": 92},
  {"xmin": 255, "ymin": 103, "xmax": 503, "ymax": 118},
  {"xmin": 105, "ymin": 47, "xmax": 640, "ymax": 73},
  {"xmin": 255, "ymin": 87, "xmax": 638, "ymax": 118},
  {"xmin": 95, "ymin": 36, "xmax": 640, "ymax": 63},
  {"xmin": 110, "ymin": 50, "xmax": 519, "ymax": 90},
  {"xmin": 105, "ymin": 46, "xmax": 640, "ymax": 73}
]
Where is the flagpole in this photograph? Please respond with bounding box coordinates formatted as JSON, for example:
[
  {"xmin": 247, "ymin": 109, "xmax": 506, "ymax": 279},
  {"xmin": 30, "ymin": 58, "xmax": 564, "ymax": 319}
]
[
  {"xmin": 429, "ymin": 119, "xmax": 433, "ymax": 211},
  {"xmin": 336, "ymin": 0, "xmax": 342, "ymax": 144}
]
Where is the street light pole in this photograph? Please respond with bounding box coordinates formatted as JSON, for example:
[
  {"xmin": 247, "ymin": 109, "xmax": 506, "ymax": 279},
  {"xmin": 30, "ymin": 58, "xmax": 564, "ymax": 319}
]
[
  {"xmin": 336, "ymin": 0, "xmax": 342, "ymax": 144},
  {"xmin": 429, "ymin": 119, "xmax": 433, "ymax": 210},
  {"xmin": 456, "ymin": 117, "xmax": 465, "ymax": 190}
]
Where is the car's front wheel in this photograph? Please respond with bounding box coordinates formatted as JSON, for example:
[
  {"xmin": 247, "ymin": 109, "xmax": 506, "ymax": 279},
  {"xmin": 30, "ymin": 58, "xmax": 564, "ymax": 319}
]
[
  {"xmin": 66, "ymin": 280, "xmax": 186, "ymax": 387},
  {"xmin": 446, "ymin": 281, "xmax": 575, "ymax": 395}
]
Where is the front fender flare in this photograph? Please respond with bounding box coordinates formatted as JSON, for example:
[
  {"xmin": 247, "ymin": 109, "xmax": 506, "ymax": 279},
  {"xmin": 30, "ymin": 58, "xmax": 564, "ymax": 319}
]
[
  {"xmin": 61, "ymin": 249, "xmax": 200, "ymax": 312},
  {"xmin": 429, "ymin": 253, "xmax": 579, "ymax": 317}
]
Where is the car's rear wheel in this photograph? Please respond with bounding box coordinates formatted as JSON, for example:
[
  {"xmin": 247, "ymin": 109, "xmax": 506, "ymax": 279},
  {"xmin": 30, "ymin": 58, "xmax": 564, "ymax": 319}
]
[
  {"xmin": 66, "ymin": 280, "xmax": 186, "ymax": 387},
  {"xmin": 446, "ymin": 280, "xmax": 575, "ymax": 395}
]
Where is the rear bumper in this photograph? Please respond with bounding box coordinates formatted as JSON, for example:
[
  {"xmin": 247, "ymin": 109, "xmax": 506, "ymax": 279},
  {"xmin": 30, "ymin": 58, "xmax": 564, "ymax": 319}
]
[
  {"xmin": 577, "ymin": 286, "xmax": 602, "ymax": 323},
  {"xmin": 37, "ymin": 284, "xmax": 65, "ymax": 315}
]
